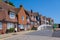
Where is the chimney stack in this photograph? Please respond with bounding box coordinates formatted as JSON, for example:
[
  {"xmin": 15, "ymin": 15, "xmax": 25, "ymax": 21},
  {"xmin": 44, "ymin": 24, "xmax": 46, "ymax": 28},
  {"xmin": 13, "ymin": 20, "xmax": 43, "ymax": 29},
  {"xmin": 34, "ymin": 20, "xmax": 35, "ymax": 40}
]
[
  {"xmin": 31, "ymin": 10, "xmax": 33, "ymax": 13},
  {"xmin": 20, "ymin": 5, "xmax": 23, "ymax": 7}
]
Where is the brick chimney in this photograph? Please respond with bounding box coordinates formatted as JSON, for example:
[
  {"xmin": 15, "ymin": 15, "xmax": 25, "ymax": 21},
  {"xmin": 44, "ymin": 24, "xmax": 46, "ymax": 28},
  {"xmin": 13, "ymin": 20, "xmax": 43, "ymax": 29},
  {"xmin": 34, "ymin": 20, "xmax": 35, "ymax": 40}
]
[{"xmin": 20, "ymin": 5, "xmax": 23, "ymax": 7}]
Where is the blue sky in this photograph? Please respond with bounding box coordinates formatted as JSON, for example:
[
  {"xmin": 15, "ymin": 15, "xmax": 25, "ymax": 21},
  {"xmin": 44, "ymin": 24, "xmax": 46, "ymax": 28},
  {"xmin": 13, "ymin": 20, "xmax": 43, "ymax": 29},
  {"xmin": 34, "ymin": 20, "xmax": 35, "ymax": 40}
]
[{"xmin": 10, "ymin": 0, "xmax": 60, "ymax": 24}]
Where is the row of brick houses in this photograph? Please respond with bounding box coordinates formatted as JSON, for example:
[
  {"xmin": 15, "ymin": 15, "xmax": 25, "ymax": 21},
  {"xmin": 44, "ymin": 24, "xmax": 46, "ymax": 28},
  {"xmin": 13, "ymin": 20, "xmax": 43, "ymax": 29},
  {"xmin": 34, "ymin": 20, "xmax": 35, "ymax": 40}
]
[{"xmin": 0, "ymin": 2, "xmax": 54, "ymax": 34}]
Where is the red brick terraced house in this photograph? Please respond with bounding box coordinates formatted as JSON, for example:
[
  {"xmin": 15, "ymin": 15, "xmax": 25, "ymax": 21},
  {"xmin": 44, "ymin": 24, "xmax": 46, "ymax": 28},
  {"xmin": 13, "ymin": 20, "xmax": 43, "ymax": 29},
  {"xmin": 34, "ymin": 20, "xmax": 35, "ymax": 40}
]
[
  {"xmin": 26, "ymin": 10, "xmax": 40, "ymax": 30},
  {"xmin": 0, "ymin": 2, "xmax": 18, "ymax": 34},
  {"xmin": 0, "ymin": 2, "xmax": 54, "ymax": 34},
  {"xmin": 40, "ymin": 15, "xmax": 54, "ymax": 26},
  {"xmin": 40, "ymin": 15, "xmax": 46, "ymax": 25},
  {"xmin": 17, "ymin": 5, "xmax": 40, "ymax": 31},
  {"xmin": 18, "ymin": 5, "xmax": 27, "ymax": 31}
]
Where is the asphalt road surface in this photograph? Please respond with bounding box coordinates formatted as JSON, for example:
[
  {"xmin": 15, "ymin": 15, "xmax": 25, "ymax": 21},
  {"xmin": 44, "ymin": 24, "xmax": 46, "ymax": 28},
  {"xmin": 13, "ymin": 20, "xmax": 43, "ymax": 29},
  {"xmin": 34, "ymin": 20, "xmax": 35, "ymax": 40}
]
[
  {"xmin": 25, "ymin": 30, "xmax": 53, "ymax": 37},
  {"xmin": 4, "ymin": 30, "xmax": 60, "ymax": 40}
]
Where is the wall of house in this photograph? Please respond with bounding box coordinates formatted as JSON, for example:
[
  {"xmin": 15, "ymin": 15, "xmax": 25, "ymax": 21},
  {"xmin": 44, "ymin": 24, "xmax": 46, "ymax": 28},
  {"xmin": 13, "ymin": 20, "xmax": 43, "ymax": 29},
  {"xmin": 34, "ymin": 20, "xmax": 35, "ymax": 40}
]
[
  {"xmin": 18, "ymin": 7, "xmax": 27, "ymax": 25},
  {"xmin": 2, "ymin": 22, "xmax": 7, "ymax": 34},
  {"xmin": 0, "ymin": 22, "xmax": 7, "ymax": 34}
]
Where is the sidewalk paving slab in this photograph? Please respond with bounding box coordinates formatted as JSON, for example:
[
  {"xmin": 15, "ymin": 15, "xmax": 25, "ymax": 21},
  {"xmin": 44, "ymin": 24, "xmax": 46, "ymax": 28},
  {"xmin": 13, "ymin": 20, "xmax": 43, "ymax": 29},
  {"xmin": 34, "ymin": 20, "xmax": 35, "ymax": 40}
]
[{"xmin": 0, "ymin": 30, "xmax": 35, "ymax": 40}]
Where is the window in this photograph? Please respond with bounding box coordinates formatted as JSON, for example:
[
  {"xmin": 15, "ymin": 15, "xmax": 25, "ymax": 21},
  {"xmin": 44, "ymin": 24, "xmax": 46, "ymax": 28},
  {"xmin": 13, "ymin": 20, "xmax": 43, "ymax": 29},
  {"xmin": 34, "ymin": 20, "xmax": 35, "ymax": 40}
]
[
  {"xmin": 18, "ymin": 24, "xmax": 24, "ymax": 29},
  {"xmin": 9, "ymin": 12, "xmax": 15, "ymax": 19},
  {"xmin": 7, "ymin": 23, "xmax": 14, "ymax": 29},
  {"xmin": 0, "ymin": 22, "xmax": 2, "ymax": 29},
  {"xmin": 31, "ymin": 22, "xmax": 34, "ymax": 25},
  {"xmin": 21, "ymin": 16, "xmax": 24, "ymax": 20}
]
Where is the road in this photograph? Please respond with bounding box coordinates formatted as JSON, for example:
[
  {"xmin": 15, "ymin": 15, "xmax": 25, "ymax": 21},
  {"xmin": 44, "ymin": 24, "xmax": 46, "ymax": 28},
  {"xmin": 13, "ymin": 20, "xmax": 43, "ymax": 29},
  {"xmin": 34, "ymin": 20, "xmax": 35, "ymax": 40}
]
[{"xmin": 4, "ymin": 29, "xmax": 60, "ymax": 40}]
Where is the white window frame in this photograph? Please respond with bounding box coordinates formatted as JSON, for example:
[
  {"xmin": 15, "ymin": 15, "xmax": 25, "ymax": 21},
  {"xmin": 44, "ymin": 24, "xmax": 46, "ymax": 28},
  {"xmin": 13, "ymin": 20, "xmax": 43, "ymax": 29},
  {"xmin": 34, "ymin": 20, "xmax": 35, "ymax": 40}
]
[
  {"xmin": 9, "ymin": 12, "xmax": 15, "ymax": 19},
  {"xmin": 7, "ymin": 23, "xmax": 14, "ymax": 29},
  {"xmin": 21, "ymin": 16, "xmax": 24, "ymax": 20}
]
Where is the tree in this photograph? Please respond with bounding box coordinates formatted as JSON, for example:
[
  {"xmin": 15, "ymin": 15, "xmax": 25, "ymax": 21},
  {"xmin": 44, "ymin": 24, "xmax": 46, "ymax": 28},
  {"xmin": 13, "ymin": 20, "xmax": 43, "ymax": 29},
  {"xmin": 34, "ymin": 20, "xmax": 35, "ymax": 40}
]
[
  {"xmin": 4, "ymin": 0, "xmax": 15, "ymax": 6},
  {"xmin": 8, "ymin": 1, "xmax": 15, "ymax": 6}
]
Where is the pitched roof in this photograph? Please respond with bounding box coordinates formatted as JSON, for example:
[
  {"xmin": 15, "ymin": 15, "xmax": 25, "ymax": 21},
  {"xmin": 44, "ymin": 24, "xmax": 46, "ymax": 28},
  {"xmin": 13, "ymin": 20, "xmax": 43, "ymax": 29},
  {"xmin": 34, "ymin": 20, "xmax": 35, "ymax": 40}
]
[
  {"xmin": 24, "ymin": 10, "xmax": 39, "ymax": 17},
  {"xmin": 0, "ymin": 2, "xmax": 18, "ymax": 22},
  {"xmin": 0, "ymin": 2, "xmax": 18, "ymax": 13}
]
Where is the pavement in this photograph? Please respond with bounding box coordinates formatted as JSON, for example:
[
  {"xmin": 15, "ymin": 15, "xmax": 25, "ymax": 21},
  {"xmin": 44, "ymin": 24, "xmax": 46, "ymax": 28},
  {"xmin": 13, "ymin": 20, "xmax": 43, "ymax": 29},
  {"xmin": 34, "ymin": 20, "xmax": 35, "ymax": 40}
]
[
  {"xmin": 1, "ymin": 28, "xmax": 60, "ymax": 40},
  {"xmin": 4, "ymin": 30, "xmax": 60, "ymax": 40},
  {"xmin": 0, "ymin": 30, "xmax": 35, "ymax": 40}
]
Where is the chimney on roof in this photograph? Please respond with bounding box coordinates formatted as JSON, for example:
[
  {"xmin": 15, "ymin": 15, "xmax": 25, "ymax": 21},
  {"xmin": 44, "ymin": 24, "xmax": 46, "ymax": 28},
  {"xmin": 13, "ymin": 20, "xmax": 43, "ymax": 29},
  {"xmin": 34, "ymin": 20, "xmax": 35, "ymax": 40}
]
[
  {"xmin": 20, "ymin": 5, "xmax": 23, "ymax": 7},
  {"xmin": 31, "ymin": 10, "xmax": 33, "ymax": 13}
]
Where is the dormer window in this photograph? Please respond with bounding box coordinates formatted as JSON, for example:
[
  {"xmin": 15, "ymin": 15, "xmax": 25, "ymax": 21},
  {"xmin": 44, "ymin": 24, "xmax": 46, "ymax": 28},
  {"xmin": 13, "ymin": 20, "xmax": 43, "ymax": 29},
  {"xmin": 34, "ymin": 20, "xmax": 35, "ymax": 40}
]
[{"xmin": 9, "ymin": 12, "xmax": 15, "ymax": 19}]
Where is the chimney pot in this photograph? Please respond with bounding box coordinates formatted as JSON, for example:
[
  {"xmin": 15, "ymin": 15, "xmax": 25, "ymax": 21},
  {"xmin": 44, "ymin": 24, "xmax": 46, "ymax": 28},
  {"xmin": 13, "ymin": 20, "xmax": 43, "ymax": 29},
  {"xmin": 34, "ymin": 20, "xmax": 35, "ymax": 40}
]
[
  {"xmin": 20, "ymin": 5, "xmax": 23, "ymax": 7},
  {"xmin": 31, "ymin": 10, "xmax": 33, "ymax": 13}
]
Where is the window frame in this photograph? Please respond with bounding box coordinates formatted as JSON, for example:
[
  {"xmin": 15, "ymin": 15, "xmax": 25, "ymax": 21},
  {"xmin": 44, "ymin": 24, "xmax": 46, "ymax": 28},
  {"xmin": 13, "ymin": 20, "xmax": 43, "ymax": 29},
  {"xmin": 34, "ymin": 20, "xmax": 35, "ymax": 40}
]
[
  {"xmin": 7, "ymin": 23, "xmax": 14, "ymax": 29},
  {"xmin": 9, "ymin": 11, "xmax": 16, "ymax": 19},
  {"xmin": 21, "ymin": 16, "xmax": 24, "ymax": 20}
]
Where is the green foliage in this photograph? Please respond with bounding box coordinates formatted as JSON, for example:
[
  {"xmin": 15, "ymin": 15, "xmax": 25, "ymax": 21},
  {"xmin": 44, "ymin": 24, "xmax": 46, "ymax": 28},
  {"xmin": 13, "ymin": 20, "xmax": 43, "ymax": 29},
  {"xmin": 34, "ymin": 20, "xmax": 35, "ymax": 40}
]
[
  {"xmin": 8, "ymin": 2, "xmax": 15, "ymax": 6},
  {"xmin": 31, "ymin": 27, "xmax": 37, "ymax": 30},
  {"xmin": 9, "ymin": 28, "xmax": 14, "ymax": 32},
  {"xmin": 4, "ymin": 0, "xmax": 15, "ymax": 6},
  {"xmin": 53, "ymin": 24, "xmax": 57, "ymax": 29},
  {"xmin": 6, "ymin": 28, "xmax": 14, "ymax": 33}
]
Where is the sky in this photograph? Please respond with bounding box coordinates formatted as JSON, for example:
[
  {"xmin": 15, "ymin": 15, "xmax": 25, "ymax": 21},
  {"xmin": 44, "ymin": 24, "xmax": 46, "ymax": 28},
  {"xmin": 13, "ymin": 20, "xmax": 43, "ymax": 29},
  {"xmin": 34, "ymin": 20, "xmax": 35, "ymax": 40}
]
[{"xmin": 9, "ymin": 0, "xmax": 60, "ymax": 24}]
